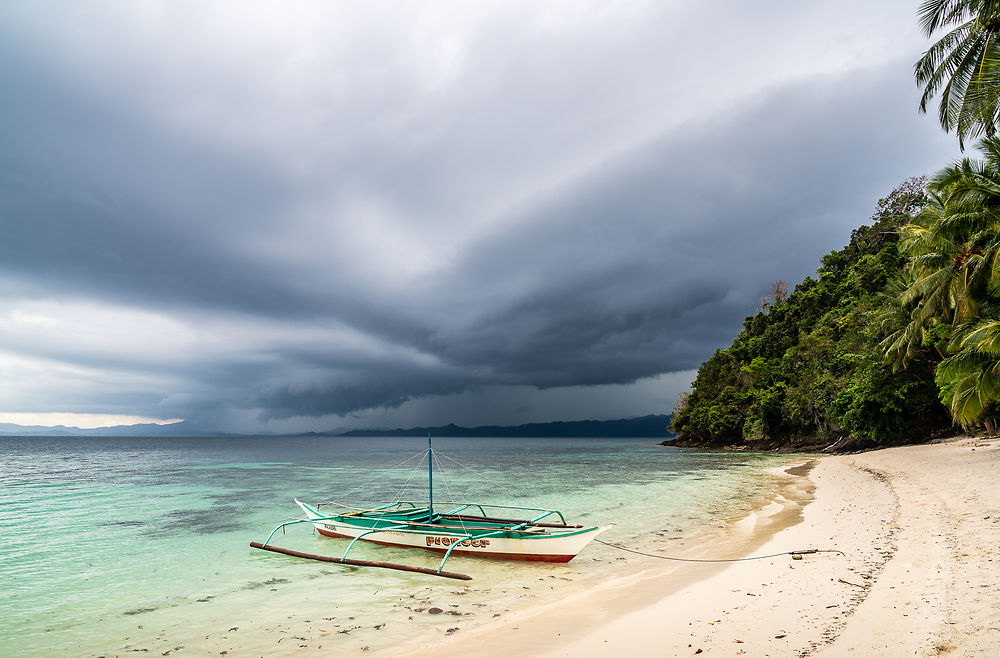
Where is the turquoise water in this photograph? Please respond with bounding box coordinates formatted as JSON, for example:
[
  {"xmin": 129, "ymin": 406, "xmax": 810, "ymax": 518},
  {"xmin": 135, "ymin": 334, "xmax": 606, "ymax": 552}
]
[{"xmin": 1, "ymin": 436, "xmax": 793, "ymax": 656}]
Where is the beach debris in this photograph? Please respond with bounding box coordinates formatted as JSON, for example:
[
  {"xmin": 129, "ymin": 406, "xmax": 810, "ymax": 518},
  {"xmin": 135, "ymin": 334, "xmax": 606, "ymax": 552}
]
[
  {"xmin": 838, "ymin": 578, "xmax": 865, "ymax": 589},
  {"xmin": 775, "ymin": 634, "xmax": 787, "ymax": 639},
  {"xmin": 428, "ymin": 607, "xmax": 444, "ymax": 614}
]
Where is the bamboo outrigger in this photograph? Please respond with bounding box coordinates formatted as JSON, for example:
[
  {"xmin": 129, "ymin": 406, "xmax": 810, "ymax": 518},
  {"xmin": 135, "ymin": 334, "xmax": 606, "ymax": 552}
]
[{"xmin": 250, "ymin": 436, "xmax": 608, "ymax": 579}]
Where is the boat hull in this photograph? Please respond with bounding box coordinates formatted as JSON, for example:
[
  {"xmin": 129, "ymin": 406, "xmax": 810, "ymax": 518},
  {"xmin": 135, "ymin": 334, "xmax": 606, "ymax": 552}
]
[{"xmin": 297, "ymin": 501, "xmax": 607, "ymax": 563}]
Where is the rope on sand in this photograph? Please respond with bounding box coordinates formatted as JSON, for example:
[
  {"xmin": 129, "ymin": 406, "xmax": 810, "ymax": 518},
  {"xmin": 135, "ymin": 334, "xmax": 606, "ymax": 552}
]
[{"xmin": 595, "ymin": 538, "xmax": 846, "ymax": 563}]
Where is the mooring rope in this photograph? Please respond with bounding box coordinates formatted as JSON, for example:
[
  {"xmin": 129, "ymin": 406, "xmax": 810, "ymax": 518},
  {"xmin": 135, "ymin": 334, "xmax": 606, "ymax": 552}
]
[{"xmin": 594, "ymin": 538, "xmax": 846, "ymax": 563}]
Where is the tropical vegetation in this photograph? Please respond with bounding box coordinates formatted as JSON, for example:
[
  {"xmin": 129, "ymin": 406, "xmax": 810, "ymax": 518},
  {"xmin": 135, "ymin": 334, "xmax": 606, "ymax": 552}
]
[
  {"xmin": 671, "ymin": 179, "xmax": 952, "ymax": 446},
  {"xmin": 672, "ymin": 3, "xmax": 1000, "ymax": 446},
  {"xmin": 915, "ymin": 0, "xmax": 1000, "ymax": 148},
  {"xmin": 898, "ymin": 136, "xmax": 1000, "ymax": 433}
]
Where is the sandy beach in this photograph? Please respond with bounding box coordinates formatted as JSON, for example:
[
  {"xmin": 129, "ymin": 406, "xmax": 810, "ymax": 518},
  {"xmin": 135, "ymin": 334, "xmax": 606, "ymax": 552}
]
[{"xmin": 394, "ymin": 436, "xmax": 1000, "ymax": 657}]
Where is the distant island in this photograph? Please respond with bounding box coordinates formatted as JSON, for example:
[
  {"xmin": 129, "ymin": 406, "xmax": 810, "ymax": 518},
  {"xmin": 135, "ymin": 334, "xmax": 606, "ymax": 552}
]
[
  {"xmin": 332, "ymin": 414, "xmax": 674, "ymax": 438},
  {"xmin": 0, "ymin": 414, "xmax": 674, "ymax": 438}
]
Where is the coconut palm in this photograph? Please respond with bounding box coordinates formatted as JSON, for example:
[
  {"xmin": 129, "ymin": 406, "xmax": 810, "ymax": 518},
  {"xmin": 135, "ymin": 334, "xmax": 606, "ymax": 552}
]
[
  {"xmin": 898, "ymin": 187, "xmax": 989, "ymax": 329},
  {"xmin": 878, "ymin": 271, "xmax": 947, "ymax": 369},
  {"xmin": 936, "ymin": 316, "xmax": 1000, "ymax": 432},
  {"xmin": 891, "ymin": 136, "xmax": 1000, "ymax": 427},
  {"xmin": 915, "ymin": 0, "xmax": 1000, "ymax": 148}
]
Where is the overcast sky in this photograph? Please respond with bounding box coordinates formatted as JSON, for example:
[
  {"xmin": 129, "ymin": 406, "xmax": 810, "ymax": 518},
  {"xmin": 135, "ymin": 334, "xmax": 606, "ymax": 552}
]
[{"xmin": 0, "ymin": 1, "xmax": 961, "ymax": 433}]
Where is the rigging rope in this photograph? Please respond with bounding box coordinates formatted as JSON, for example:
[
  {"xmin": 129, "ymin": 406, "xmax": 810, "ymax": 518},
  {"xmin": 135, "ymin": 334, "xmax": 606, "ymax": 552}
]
[
  {"xmin": 367, "ymin": 450, "xmax": 429, "ymax": 525},
  {"xmin": 434, "ymin": 451, "xmax": 522, "ymax": 503},
  {"xmin": 594, "ymin": 538, "xmax": 846, "ymax": 563},
  {"xmin": 318, "ymin": 450, "xmax": 427, "ymax": 508},
  {"xmin": 390, "ymin": 450, "xmax": 429, "ymax": 503},
  {"xmin": 430, "ymin": 450, "xmax": 469, "ymax": 533}
]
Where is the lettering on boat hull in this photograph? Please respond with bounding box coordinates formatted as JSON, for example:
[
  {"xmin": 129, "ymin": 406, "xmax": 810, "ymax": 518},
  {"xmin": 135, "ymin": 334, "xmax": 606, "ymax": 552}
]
[{"xmin": 425, "ymin": 536, "xmax": 491, "ymax": 548}]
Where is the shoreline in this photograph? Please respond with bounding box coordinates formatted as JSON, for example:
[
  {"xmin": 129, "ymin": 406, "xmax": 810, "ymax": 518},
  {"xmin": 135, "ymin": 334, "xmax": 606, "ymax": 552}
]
[
  {"xmin": 389, "ymin": 436, "xmax": 1000, "ymax": 656},
  {"xmin": 72, "ymin": 446, "xmax": 799, "ymax": 658},
  {"xmin": 383, "ymin": 455, "xmax": 818, "ymax": 657}
]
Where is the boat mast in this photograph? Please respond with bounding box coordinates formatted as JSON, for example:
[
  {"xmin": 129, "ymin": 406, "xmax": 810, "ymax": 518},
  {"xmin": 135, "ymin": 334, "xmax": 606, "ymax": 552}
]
[{"xmin": 427, "ymin": 433, "xmax": 434, "ymax": 522}]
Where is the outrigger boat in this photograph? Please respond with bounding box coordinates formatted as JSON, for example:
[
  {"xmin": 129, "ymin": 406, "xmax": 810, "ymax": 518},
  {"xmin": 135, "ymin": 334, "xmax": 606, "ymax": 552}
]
[{"xmin": 251, "ymin": 436, "xmax": 608, "ymax": 580}]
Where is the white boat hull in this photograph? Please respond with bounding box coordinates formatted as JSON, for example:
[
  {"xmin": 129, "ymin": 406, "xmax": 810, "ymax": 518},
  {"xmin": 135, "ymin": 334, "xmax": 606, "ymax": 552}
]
[{"xmin": 297, "ymin": 500, "xmax": 607, "ymax": 563}]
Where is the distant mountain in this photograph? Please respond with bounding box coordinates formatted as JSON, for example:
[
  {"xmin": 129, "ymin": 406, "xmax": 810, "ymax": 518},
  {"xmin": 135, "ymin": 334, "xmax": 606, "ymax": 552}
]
[
  {"xmin": 0, "ymin": 422, "xmax": 78, "ymax": 436},
  {"xmin": 335, "ymin": 414, "xmax": 674, "ymax": 438},
  {"xmin": 0, "ymin": 421, "xmax": 228, "ymax": 437}
]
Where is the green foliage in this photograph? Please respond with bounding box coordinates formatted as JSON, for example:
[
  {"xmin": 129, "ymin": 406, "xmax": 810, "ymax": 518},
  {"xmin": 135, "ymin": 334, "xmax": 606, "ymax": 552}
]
[
  {"xmin": 915, "ymin": 1, "xmax": 1000, "ymax": 148},
  {"xmin": 890, "ymin": 137, "xmax": 1000, "ymax": 431},
  {"xmin": 672, "ymin": 178, "xmax": 951, "ymax": 445},
  {"xmin": 678, "ymin": 0, "xmax": 1000, "ymax": 444}
]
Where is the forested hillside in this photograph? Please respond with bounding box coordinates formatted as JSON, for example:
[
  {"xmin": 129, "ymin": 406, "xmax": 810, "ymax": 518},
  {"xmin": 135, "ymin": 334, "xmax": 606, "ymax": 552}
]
[
  {"xmin": 671, "ymin": 179, "xmax": 952, "ymax": 448},
  {"xmin": 674, "ymin": 1, "xmax": 1000, "ymax": 449}
]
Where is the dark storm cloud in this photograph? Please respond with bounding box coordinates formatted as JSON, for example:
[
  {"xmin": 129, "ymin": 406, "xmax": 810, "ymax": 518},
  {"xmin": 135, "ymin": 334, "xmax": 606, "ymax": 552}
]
[
  {"xmin": 0, "ymin": 2, "xmax": 961, "ymax": 430},
  {"xmin": 413, "ymin": 66, "xmax": 958, "ymax": 392},
  {"xmin": 212, "ymin": 66, "xmax": 956, "ymax": 422},
  {"xmin": 0, "ymin": 49, "xmax": 314, "ymax": 316}
]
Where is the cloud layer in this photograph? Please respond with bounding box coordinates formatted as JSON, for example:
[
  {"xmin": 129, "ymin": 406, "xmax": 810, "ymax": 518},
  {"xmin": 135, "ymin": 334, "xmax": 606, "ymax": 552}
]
[{"xmin": 0, "ymin": 1, "xmax": 960, "ymax": 432}]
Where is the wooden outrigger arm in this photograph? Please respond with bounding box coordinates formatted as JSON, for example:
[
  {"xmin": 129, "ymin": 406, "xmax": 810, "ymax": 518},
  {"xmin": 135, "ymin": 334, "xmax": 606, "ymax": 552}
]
[
  {"xmin": 250, "ymin": 516, "xmax": 476, "ymax": 580},
  {"xmin": 249, "ymin": 541, "xmax": 472, "ymax": 580}
]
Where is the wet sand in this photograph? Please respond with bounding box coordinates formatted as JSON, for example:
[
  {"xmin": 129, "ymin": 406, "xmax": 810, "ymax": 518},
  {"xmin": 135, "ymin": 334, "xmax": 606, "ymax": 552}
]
[{"xmin": 393, "ymin": 436, "xmax": 1000, "ymax": 657}]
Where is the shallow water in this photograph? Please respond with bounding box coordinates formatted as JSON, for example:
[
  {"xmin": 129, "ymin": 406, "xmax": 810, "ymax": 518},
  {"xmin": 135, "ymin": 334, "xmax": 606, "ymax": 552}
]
[{"xmin": 0, "ymin": 436, "xmax": 793, "ymax": 655}]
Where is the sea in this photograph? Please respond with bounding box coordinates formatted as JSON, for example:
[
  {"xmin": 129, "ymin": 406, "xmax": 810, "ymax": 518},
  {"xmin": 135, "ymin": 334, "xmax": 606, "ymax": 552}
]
[{"xmin": 0, "ymin": 435, "xmax": 802, "ymax": 656}]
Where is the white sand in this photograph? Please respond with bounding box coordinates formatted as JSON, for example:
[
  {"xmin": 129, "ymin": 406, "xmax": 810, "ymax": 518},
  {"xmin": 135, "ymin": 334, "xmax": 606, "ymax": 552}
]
[{"xmin": 395, "ymin": 436, "xmax": 1000, "ymax": 657}]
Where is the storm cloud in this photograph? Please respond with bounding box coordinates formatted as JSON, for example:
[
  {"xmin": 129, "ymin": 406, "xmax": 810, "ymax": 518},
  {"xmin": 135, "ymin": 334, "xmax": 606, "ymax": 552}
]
[{"xmin": 0, "ymin": 1, "xmax": 960, "ymax": 432}]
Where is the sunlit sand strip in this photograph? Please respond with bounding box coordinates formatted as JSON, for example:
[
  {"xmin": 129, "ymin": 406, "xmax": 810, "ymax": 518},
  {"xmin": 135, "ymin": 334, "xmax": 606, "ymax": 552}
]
[
  {"xmin": 384, "ymin": 457, "xmax": 819, "ymax": 657},
  {"xmin": 391, "ymin": 438, "xmax": 1000, "ymax": 657}
]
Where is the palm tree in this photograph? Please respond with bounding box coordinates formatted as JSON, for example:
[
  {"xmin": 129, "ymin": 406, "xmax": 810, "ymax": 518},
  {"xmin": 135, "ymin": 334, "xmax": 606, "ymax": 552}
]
[
  {"xmin": 897, "ymin": 186, "xmax": 990, "ymax": 329},
  {"xmin": 915, "ymin": 0, "xmax": 1000, "ymax": 148},
  {"xmin": 878, "ymin": 270, "xmax": 947, "ymax": 369},
  {"xmin": 936, "ymin": 316, "xmax": 1000, "ymax": 432},
  {"xmin": 890, "ymin": 136, "xmax": 1000, "ymax": 427}
]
